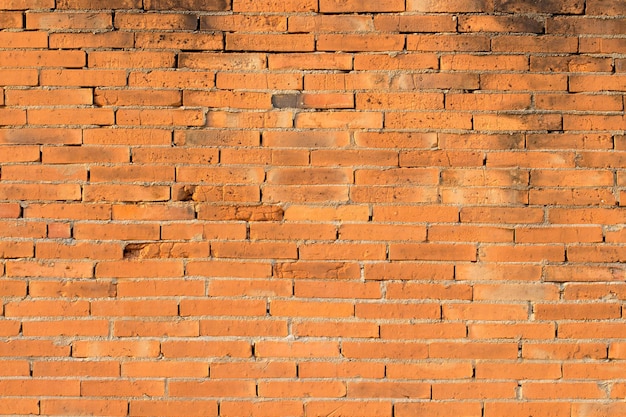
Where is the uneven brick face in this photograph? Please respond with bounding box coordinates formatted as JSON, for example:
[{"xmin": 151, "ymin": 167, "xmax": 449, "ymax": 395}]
[{"xmin": 1, "ymin": 0, "xmax": 625, "ymax": 414}]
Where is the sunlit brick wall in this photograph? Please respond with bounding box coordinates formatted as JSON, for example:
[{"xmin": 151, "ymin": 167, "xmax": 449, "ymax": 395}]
[{"xmin": 1, "ymin": 0, "xmax": 626, "ymax": 416}]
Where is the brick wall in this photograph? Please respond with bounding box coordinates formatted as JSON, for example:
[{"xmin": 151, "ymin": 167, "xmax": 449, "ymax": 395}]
[{"xmin": 1, "ymin": 0, "xmax": 626, "ymax": 415}]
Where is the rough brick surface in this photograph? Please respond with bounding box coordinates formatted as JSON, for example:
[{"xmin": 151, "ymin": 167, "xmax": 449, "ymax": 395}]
[{"xmin": 1, "ymin": 1, "xmax": 625, "ymax": 415}]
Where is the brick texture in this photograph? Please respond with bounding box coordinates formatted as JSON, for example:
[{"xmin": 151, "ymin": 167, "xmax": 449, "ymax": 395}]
[{"xmin": 1, "ymin": 1, "xmax": 625, "ymax": 416}]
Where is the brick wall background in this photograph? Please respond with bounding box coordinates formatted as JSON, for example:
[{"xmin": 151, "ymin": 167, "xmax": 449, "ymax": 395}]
[{"xmin": 1, "ymin": 0, "xmax": 626, "ymax": 415}]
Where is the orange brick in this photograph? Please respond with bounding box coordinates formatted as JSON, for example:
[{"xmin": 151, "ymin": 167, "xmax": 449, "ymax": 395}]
[
  {"xmin": 495, "ymin": 0, "xmax": 583, "ymax": 13},
  {"xmin": 259, "ymin": 380, "xmax": 346, "ymax": 398},
  {"xmin": 474, "ymin": 283, "xmax": 560, "ymax": 301},
  {"xmin": 117, "ymin": 108, "xmax": 204, "ymax": 126},
  {"xmin": 283, "ymin": 205, "xmax": 369, "ymax": 222},
  {"xmin": 81, "ymin": 379, "xmax": 164, "ymax": 397},
  {"xmin": 92, "ymin": 300, "xmax": 178, "ymax": 317},
  {"xmin": 200, "ymin": 319, "xmax": 287, "ymax": 337},
  {"xmin": 295, "ymin": 111, "xmax": 382, "ymax": 129},
  {"xmin": 135, "ymin": 32, "xmax": 222, "ymax": 50},
  {"xmin": 220, "ymin": 401, "xmax": 304, "ymax": 417},
  {"xmin": 269, "ymin": 52, "xmax": 352, "ymax": 70},
  {"xmin": 88, "ymin": 51, "xmax": 175, "ymax": 68},
  {"xmin": 170, "ymin": 379, "xmax": 256, "ymax": 398},
  {"xmin": 340, "ymin": 224, "xmax": 427, "ymax": 242},
  {"xmin": 476, "ymin": 362, "xmax": 561, "ymax": 380},
  {"xmin": 122, "ymin": 362, "xmax": 207, "ymax": 378},
  {"xmin": 26, "ymin": 11, "xmax": 111, "ymax": 29},
  {"xmin": 74, "ymin": 223, "xmax": 158, "ymax": 240},
  {"xmin": 387, "ymin": 111, "xmax": 473, "ymax": 130},
  {"xmin": 299, "ymin": 402, "xmax": 382, "ymax": 417},
  {"xmin": 386, "ymin": 283, "xmax": 472, "ymax": 300},
  {"xmin": 469, "ymin": 323, "xmax": 556, "ymax": 340},
  {"xmin": 73, "ymin": 340, "xmax": 160, "ymax": 358},
  {"xmin": 356, "ymin": 302, "xmax": 440, "ymax": 320},
  {"xmin": 95, "ymin": 89, "xmax": 181, "ymax": 107},
  {"xmin": 407, "ymin": 34, "xmax": 490, "ymax": 52},
  {"xmin": 407, "ymin": 0, "xmax": 491, "ymax": 12},
  {"xmin": 274, "ymin": 261, "xmax": 360, "ymax": 280},
  {"xmin": 289, "ymin": 14, "xmax": 373, "ymax": 32},
  {"xmin": 211, "ymin": 362, "xmax": 295, "ymax": 379},
  {"xmin": 40, "ymin": 399, "xmax": 127, "ymax": 416},
  {"xmin": 0, "ymin": 340, "xmax": 69, "ymax": 357},
  {"xmin": 482, "ymin": 73, "xmax": 568, "ymax": 91},
  {"xmin": 443, "ymin": 303, "xmax": 529, "ymax": 320},
  {"xmin": 117, "ymin": 279, "xmax": 203, "ymax": 297},
  {"xmin": 295, "ymin": 281, "xmax": 380, "ymax": 299},
  {"xmin": 387, "ymin": 362, "xmax": 473, "ymax": 379},
  {"xmin": 343, "ymin": 341, "xmax": 428, "ymax": 359},
  {"xmin": 217, "ymin": 72, "xmax": 301, "ymax": 90},
  {"xmin": 456, "ymin": 263, "xmax": 542, "ymax": 281},
  {"xmin": 523, "ymin": 342, "xmax": 607, "ymax": 360},
  {"xmin": 49, "ymin": 32, "xmax": 133, "ymax": 49},
  {"xmin": 524, "ymin": 382, "xmax": 605, "ymax": 399},
  {"xmin": 226, "ymin": 33, "xmax": 314, "ymax": 52},
  {"xmin": 129, "ymin": 70, "xmax": 215, "ymax": 89},
  {"xmin": 24, "ymin": 203, "xmax": 111, "ymax": 220},
  {"xmin": 29, "ymin": 280, "xmax": 116, "ymax": 298},
  {"xmin": 381, "ymin": 323, "xmax": 466, "ymax": 339},
  {"xmin": 28, "ymin": 108, "xmax": 114, "ymax": 126},
  {"xmin": 563, "ymin": 283, "xmax": 626, "ymax": 300},
  {"xmin": 22, "ymin": 320, "xmax": 109, "ymax": 336},
  {"xmin": 430, "ymin": 342, "xmax": 518, "ymax": 359},
  {"xmin": 571, "ymin": 404, "xmax": 626, "ymax": 417},
  {"xmin": 84, "ymin": 184, "xmax": 170, "ymax": 202},
  {"xmin": 0, "ymin": 12, "xmax": 23, "ymax": 28},
  {"xmin": 33, "ymin": 360, "xmax": 119, "ymax": 377},
  {"xmin": 318, "ymin": 34, "xmax": 404, "ymax": 52},
  {"xmin": 95, "ymin": 260, "xmax": 183, "ymax": 278},
  {"xmin": 115, "ymin": 11, "xmax": 196, "ymax": 29},
  {"xmin": 293, "ymin": 321, "xmax": 379, "ymax": 338},
  {"xmin": 479, "ymin": 245, "xmax": 564, "ymax": 262},
  {"xmin": 484, "ymin": 403, "xmax": 571, "ymax": 417},
  {"xmin": 299, "ymin": 243, "xmax": 386, "ymax": 261},
  {"xmin": 40, "ymin": 69, "xmax": 127, "ymax": 86},
  {"xmin": 6, "ymin": 260, "xmax": 93, "ymax": 278},
  {"xmin": 446, "ymin": 92, "xmax": 531, "ymax": 110},
  {"xmin": 233, "ymin": 0, "xmax": 316, "ymax": 12},
  {"xmin": 545, "ymin": 265, "xmax": 626, "ymax": 282},
  {"xmin": 390, "ymin": 243, "xmax": 477, "ymax": 261},
  {"xmin": 438, "ymin": 133, "xmax": 531, "ymax": 150},
  {"xmin": 130, "ymin": 400, "xmax": 217, "ymax": 417},
  {"xmin": 270, "ymin": 300, "xmax": 353, "ymax": 318},
  {"xmin": 354, "ymin": 53, "xmax": 438, "ymax": 70},
  {"xmin": 0, "ymin": 30, "xmax": 46, "ymax": 48},
  {"xmin": 356, "ymin": 92, "xmax": 442, "ymax": 110},
  {"xmin": 433, "ymin": 382, "xmax": 517, "ymax": 399},
  {"xmin": 0, "ymin": 145, "xmax": 40, "ymax": 162},
  {"xmin": 459, "ymin": 15, "xmax": 543, "ymax": 33},
  {"xmin": 0, "ymin": 379, "xmax": 79, "ymax": 397},
  {"xmin": 201, "ymin": 14, "xmax": 286, "ymax": 31},
  {"xmin": 180, "ymin": 299, "xmax": 266, "ymax": 317},
  {"xmin": 492, "ymin": 35, "xmax": 578, "ymax": 53}
]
